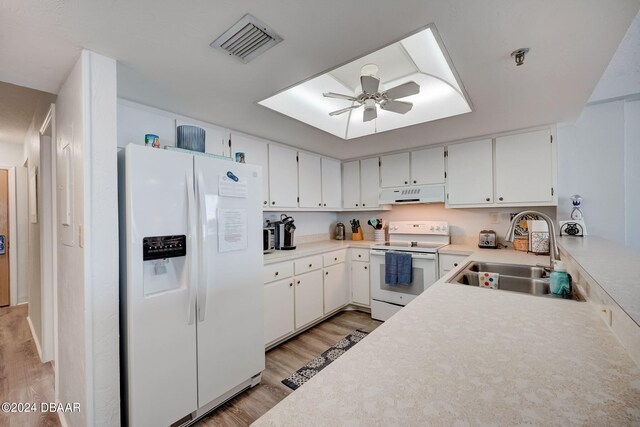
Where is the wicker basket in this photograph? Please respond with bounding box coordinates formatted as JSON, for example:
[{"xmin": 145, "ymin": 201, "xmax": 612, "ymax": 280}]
[{"xmin": 513, "ymin": 236, "xmax": 529, "ymax": 252}]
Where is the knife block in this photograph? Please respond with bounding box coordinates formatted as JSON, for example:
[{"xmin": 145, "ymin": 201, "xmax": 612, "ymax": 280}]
[{"xmin": 352, "ymin": 227, "xmax": 363, "ymax": 241}]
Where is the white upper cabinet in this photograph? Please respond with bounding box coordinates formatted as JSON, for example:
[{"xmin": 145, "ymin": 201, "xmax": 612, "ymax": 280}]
[
  {"xmin": 176, "ymin": 119, "xmax": 227, "ymax": 157},
  {"xmin": 298, "ymin": 152, "xmax": 323, "ymax": 208},
  {"xmin": 321, "ymin": 158, "xmax": 342, "ymax": 209},
  {"xmin": 342, "ymin": 161, "xmax": 361, "ymax": 209},
  {"xmin": 495, "ymin": 130, "xmax": 554, "ymax": 204},
  {"xmin": 446, "ymin": 139, "xmax": 494, "ymax": 206},
  {"xmin": 360, "ymin": 157, "xmax": 380, "ymax": 208},
  {"xmin": 268, "ymin": 145, "xmax": 299, "ymax": 208},
  {"xmin": 411, "ymin": 146, "xmax": 445, "ymax": 185},
  {"xmin": 229, "ymin": 132, "xmax": 270, "ymax": 207},
  {"xmin": 380, "ymin": 152, "xmax": 411, "ymax": 187}
]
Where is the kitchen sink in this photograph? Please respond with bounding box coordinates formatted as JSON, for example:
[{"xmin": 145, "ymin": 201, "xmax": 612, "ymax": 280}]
[{"xmin": 448, "ymin": 261, "xmax": 583, "ymax": 301}]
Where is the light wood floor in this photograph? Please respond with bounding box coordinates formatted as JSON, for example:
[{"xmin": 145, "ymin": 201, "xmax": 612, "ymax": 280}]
[
  {"xmin": 197, "ymin": 310, "xmax": 382, "ymax": 427},
  {"xmin": 0, "ymin": 304, "xmax": 60, "ymax": 427}
]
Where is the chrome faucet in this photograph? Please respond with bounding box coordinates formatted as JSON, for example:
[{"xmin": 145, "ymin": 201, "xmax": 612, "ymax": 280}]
[{"xmin": 505, "ymin": 210, "xmax": 559, "ymax": 266}]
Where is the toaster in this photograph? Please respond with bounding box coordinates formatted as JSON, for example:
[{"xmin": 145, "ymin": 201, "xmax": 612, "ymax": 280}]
[{"xmin": 478, "ymin": 230, "xmax": 498, "ymax": 249}]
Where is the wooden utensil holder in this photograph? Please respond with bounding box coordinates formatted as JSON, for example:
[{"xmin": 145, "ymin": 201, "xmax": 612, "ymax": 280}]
[{"xmin": 352, "ymin": 227, "xmax": 363, "ymax": 241}]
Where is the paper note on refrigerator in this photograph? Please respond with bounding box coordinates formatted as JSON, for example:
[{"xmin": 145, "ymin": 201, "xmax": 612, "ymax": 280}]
[
  {"xmin": 218, "ymin": 209, "xmax": 248, "ymax": 252},
  {"xmin": 219, "ymin": 173, "xmax": 248, "ymax": 198}
]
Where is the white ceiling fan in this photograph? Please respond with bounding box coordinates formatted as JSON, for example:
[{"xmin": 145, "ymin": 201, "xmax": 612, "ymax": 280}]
[{"xmin": 323, "ymin": 64, "xmax": 420, "ymax": 122}]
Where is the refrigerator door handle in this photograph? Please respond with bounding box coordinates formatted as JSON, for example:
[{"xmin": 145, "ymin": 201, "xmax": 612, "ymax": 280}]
[
  {"xmin": 196, "ymin": 171, "xmax": 208, "ymax": 322},
  {"xmin": 186, "ymin": 172, "xmax": 197, "ymax": 325}
]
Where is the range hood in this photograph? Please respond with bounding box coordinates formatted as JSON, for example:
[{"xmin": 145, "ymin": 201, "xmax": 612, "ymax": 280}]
[{"xmin": 379, "ymin": 184, "xmax": 445, "ymax": 205}]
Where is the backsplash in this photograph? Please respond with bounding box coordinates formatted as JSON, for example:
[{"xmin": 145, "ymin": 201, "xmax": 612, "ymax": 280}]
[
  {"xmin": 337, "ymin": 204, "xmax": 557, "ymax": 246},
  {"xmin": 263, "ymin": 211, "xmax": 339, "ymax": 239}
]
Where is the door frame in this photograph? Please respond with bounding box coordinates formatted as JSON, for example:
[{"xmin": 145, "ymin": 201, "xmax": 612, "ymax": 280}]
[
  {"xmin": 39, "ymin": 104, "xmax": 58, "ymax": 369},
  {"xmin": 0, "ymin": 166, "xmax": 17, "ymax": 306}
]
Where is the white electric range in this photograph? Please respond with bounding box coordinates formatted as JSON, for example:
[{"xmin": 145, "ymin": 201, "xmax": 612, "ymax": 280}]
[{"xmin": 370, "ymin": 221, "xmax": 450, "ymax": 321}]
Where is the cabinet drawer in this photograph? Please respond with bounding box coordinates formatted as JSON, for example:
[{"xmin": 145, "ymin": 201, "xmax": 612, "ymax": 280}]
[
  {"xmin": 323, "ymin": 250, "xmax": 346, "ymax": 267},
  {"xmin": 294, "ymin": 255, "xmax": 323, "ymax": 275},
  {"xmin": 264, "ymin": 262, "xmax": 294, "ymax": 283},
  {"xmin": 351, "ymin": 248, "xmax": 370, "ymax": 262}
]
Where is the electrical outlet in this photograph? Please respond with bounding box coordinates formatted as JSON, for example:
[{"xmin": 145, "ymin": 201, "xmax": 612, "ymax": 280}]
[{"xmin": 489, "ymin": 212, "xmax": 500, "ymax": 224}]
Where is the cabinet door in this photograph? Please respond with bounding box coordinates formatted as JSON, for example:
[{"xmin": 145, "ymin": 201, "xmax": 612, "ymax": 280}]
[
  {"xmin": 446, "ymin": 139, "xmax": 493, "ymax": 205},
  {"xmin": 176, "ymin": 120, "xmax": 228, "ymax": 157},
  {"xmin": 342, "ymin": 161, "xmax": 360, "ymax": 208},
  {"xmin": 495, "ymin": 130, "xmax": 553, "ymax": 204},
  {"xmin": 295, "ymin": 270, "xmax": 324, "ymax": 329},
  {"xmin": 323, "ymin": 263, "xmax": 348, "ymax": 314},
  {"xmin": 230, "ymin": 132, "xmax": 270, "ymax": 207},
  {"xmin": 268, "ymin": 145, "xmax": 299, "ymax": 208},
  {"xmin": 321, "ymin": 158, "xmax": 342, "ymax": 209},
  {"xmin": 351, "ymin": 262, "xmax": 370, "ymax": 306},
  {"xmin": 298, "ymin": 152, "xmax": 323, "ymax": 208},
  {"xmin": 360, "ymin": 157, "xmax": 380, "ymax": 208},
  {"xmin": 438, "ymin": 254, "xmax": 468, "ymax": 278},
  {"xmin": 264, "ymin": 279, "xmax": 294, "ymax": 345},
  {"xmin": 411, "ymin": 146, "xmax": 445, "ymax": 185},
  {"xmin": 380, "ymin": 152, "xmax": 410, "ymax": 187}
]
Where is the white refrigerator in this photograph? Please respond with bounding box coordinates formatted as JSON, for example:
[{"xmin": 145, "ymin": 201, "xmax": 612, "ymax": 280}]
[{"xmin": 119, "ymin": 144, "xmax": 264, "ymax": 427}]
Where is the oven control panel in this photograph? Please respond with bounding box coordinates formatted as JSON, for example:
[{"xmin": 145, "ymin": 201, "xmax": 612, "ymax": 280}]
[
  {"xmin": 387, "ymin": 221, "xmax": 449, "ymax": 235},
  {"xmin": 143, "ymin": 235, "xmax": 186, "ymax": 261}
]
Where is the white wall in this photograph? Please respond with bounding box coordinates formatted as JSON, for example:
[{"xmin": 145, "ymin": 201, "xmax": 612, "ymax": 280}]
[
  {"xmin": 0, "ymin": 142, "xmax": 28, "ymax": 304},
  {"xmin": 557, "ymin": 101, "xmax": 626, "ymax": 242},
  {"xmin": 338, "ymin": 204, "xmax": 556, "ymax": 246},
  {"xmin": 557, "ymin": 97, "xmax": 640, "ymax": 248},
  {"xmin": 55, "ymin": 50, "xmax": 119, "ymax": 427}
]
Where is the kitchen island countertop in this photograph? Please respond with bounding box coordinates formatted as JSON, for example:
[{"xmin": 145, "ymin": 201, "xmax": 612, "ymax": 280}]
[{"xmin": 253, "ymin": 246, "xmax": 640, "ymax": 426}]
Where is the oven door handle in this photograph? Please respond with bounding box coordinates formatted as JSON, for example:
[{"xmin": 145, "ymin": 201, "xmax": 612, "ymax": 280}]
[{"xmin": 411, "ymin": 254, "xmax": 436, "ymax": 260}]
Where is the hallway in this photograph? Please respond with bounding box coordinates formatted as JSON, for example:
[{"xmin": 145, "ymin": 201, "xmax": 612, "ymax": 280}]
[{"xmin": 0, "ymin": 305, "xmax": 60, "ymax": 427}]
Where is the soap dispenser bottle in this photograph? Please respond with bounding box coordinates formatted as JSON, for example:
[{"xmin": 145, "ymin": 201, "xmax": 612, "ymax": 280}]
[{"xmin": 550, "ymin": 261, "xmax": 571, "ymax": 298}]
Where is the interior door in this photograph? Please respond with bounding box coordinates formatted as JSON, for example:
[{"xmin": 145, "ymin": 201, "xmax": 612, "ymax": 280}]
[
  {"xmin": 195, "ymin": 156, "xmax": 265, "ymax": 407},
  {"xmin": 0, "ymin": 169, "xmax": 9, "ymax": 306},
  {"xmin": 123, "ymin": 145, "xmax": 198, "ymax": 427}
]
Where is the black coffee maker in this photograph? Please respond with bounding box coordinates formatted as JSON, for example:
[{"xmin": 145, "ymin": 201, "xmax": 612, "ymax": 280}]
[{"xmin": 274, "ymin": 214, "xmax": 296, "ymax": 250}]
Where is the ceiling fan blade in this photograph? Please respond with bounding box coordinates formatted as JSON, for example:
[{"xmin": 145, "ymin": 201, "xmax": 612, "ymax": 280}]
[
  {"xmin": 363, "ymin": 107, "xmax": 377, "ymax": 122},
  {"xmin": 380, "ymin": 100, "xmax": 413, "ymax": 114},
  {"xmin": 384, "ymin": 81, "xmax": 420, "ymax": 100},
  {"xmin": 360, "ymin": 75, "xmax": 380, "ymax": 94},
  {"xmin": 323, "ymin": 92, "xmax": 357, "ymax": 101},
  {"xmin": 329, "ymin": 105, "xmax": 361, "ymax": 116}
]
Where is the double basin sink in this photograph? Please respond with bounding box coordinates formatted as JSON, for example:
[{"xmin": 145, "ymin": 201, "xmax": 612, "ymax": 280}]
[{"xmin": 447, "ymin": 261, "xmax": 582, "ymax": 301}]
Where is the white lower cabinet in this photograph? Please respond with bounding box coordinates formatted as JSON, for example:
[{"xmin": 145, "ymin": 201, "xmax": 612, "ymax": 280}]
[
  {"xmin": 351, "ymin": 262, "xmax": 370, "ymax": 306},
  {"xmin": 438, "ymin": 254, "xmax": 469, "ymax": 278},
  {"xmin": 324, "ymin": 263, "xmax": 348, "ymax": 314},
  {"xmin": 264, "ymin": 278, "xmax": 294, "ymax": 345},
  {"xmin": 294, "ymin": 269, "xmax": 324, "ymax": 329}
]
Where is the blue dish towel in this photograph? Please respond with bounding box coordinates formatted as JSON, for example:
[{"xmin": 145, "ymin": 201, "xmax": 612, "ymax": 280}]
[{"xmin": 385, "ymin": 252, "xmax": 413, "ymax": 285}]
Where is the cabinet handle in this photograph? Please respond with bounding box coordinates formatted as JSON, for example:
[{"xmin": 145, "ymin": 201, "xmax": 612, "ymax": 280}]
[
  {"xmin": 364, "ymin": 266, "xmax": 368, "ymax": 270},
  {"xmin": 275, "ymin": 271, "xmax": 279, "ymax": 276},
  {"xmin": 297, "ymin": 280, "xmax": 300, "ymax": 285},
  {"xmin": 404, "ymin": 181, "xmax": 408, "ymax": 184},
  {"xmin": 358, "ymin": 254, "xmax": 361, "ymax": 258},
  {"xmin": 362, "ymin": 203, "xmax": 366, "ymax": 207},
  {"xmin": 454, "ymin": 263, "xmax": 458, "ymax": 267},
  {"xmin": 499, "ymin": 197, "xmax": 504, "ymax": 201},
  {"xmin": 324, "ymin": 203, "xmax": 326, "ymax": 206},
  {"xmin": 413, "ymin": 180, "xmax": 417, "ymax": 184},
  {"xmin": 272, "ymin": 201, "xmax": 275, "ymax": 205},
  {"xmin": 356, "ymin": 203, "xmax": 359, "ymax": 206},
  {"xmin": 318, "ymin": 203, "xmax": 321, "ymax": 206},
  {"xmin": 309, "ymin": 263, "xmax": 312, "ymax": 267},
  {"xmin": 325, "ymin": 271, "xmax": 329, "ymax": 276},
  {"xmin": 289, "ymin": 282, "xmax": 293, "ymax": 287},
  {"xmin": 264, "ymin": 201, "xmax": 267, "ymax": 205},
  {"xmin": 485, "ymin": 198, "xmax": 490, "ymax": 202},
  {"xmin": 334, "ymin": 257, "xmax": 337, "ymax": 261}
]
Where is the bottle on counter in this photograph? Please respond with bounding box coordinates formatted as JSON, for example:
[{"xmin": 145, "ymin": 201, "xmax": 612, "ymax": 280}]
[{"xmin": 550, "ymin": 261, "xmax": 572, "ymax": 298}]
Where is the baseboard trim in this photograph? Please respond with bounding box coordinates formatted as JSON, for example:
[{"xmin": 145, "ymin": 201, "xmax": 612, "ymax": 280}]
[{"xmin": 26, "ymin": 316, "xmax": 43, "ymax": 362}]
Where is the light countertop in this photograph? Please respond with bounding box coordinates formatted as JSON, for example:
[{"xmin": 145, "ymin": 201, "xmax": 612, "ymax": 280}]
[
  {"xmin": 254, "ymin": 246, "xmax": 640, "ymax": 426},
  {"xmin": 558, "ymin": 236, "xmax": 640, "ymax": 325}
]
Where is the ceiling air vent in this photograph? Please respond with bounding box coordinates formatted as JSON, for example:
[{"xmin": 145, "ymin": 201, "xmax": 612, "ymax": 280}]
[{"xmin": 210, "ymin": 14, "xmax": 283, "ymax": 63}]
